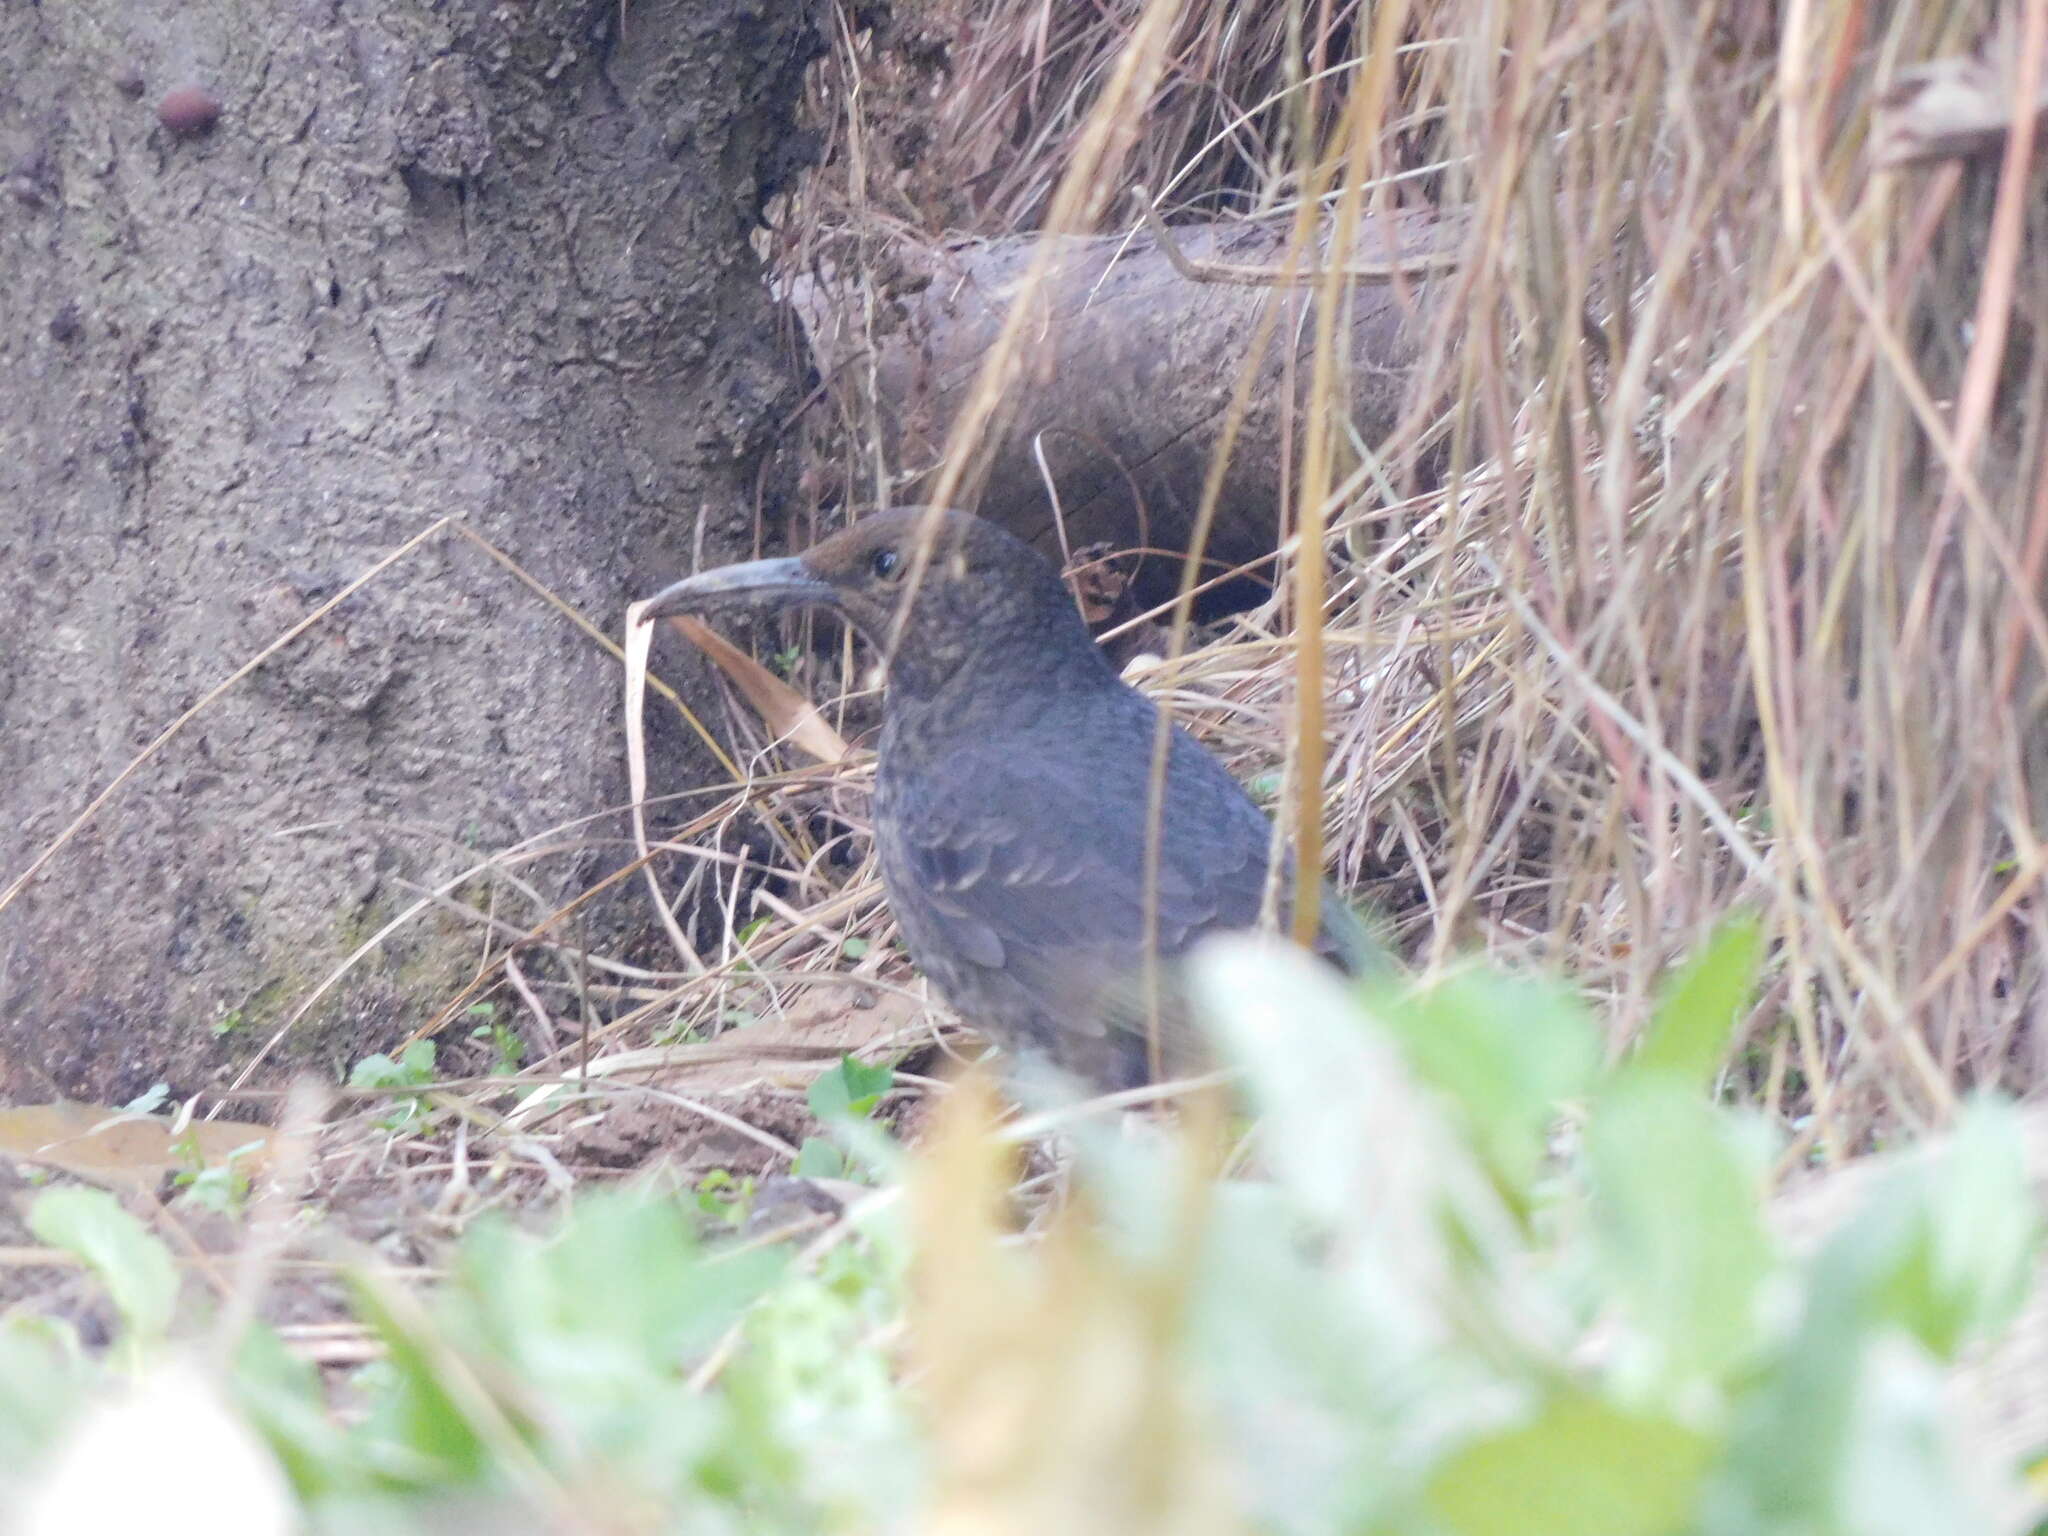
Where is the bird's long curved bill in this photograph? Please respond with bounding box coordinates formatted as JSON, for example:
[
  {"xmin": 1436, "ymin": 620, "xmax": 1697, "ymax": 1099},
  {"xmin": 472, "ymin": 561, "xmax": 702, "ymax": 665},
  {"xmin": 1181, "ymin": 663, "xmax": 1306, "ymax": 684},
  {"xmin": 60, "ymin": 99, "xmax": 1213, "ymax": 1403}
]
[{"xmin": 638, "ymin": 557, "xmax": 833, "ymax": 621}]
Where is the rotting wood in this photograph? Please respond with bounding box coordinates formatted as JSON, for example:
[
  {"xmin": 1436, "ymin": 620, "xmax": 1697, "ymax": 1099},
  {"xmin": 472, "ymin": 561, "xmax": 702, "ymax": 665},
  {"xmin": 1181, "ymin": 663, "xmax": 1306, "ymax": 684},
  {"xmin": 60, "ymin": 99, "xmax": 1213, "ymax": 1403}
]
[
  {"xmin": 785, "ymin": 207, "xmax": 1463, "ymax": 614},
  {"xmin": 1131, "ymin": 186, "xmax": 1464, "ymax": 287}
]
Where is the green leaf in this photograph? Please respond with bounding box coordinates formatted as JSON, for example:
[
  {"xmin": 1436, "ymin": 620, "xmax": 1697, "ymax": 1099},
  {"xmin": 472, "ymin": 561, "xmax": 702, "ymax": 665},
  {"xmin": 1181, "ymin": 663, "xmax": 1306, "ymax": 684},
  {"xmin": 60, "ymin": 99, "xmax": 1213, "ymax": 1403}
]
[
  {"xmin": 1630, "ymin": 915, "xmax": 1761, "ymax": 1088},
  {"xmin": 1713, "ymin": 1321, "xmax": 1976, "ymax": 1536},
  {"xmin": 1921, "ymin": 1096, "xmax": 2037, "ymax": 1346},
  {"xmin": 349, "ymin": 1039, "xmax": 437, "ymax": 1091},
  {"xmin": 0, "ymin": 1317, "xmax": 87, "ymax": 1468},
  {"xmin": 792, "ymin": 1138, "xmax": 846, "ymax": 1180},
  {"xmin": 347, "ymin": 1054, "xmax": 397, "ymax": 1088},
  {"xmin": 349, "ymin": 1040, "xmax": 440, "ymax": 1130},
  {"xmin": 1376, "ymin": 968, "xmax": 1601, "ymax": 1205},
  {"xmin": 1704, "ymin": 1117, "xmax": 2030, "ymax": 1536},
  {"xmin": 124, "ymin": 1082, "xmax": 170, "ymax": 1114},
  {"xmin": 840, "ymin": 937, "xmax": 871, "ymax": 960},
  {"xmin": 1804, "ymin": 1096, "xmax": 2037, "ymax": 1361},
  {"xmin": 1584, "ymin": 1078, "xmax": 1772, "ymax": 1385},
  {"xmin": 347, "ymin": 1271, "xmax": 490, "ymax": 1485},
  {"xmin": 28, "ymin": 1187, "xmax": 180, "ymax": 1349},
  {"xmin": 695, "ymin": 1170, "xmax": 754, "ymax": 1227},
  {"xmin": 470, "ymin": 1022, "xmax": 525, "ymax": 1074},
  {"xmin": 233, "ymin": 1324, "xmax": 368, "ymax": 1499},
  {"xmin": 1189, "ymin": 936, "xmax": 1474, "ymax": 1249},
  {"xmin": 1427, "ymin": 1390, "xmax": 1712, "ymax": 1536},
  {"xmin": 808, "ymin": 1056, "xmax": 893, "ymax": 1122},
  {"xmin": 426, "ymin": 1190, "xmax": 787, "ymax": 1496}
]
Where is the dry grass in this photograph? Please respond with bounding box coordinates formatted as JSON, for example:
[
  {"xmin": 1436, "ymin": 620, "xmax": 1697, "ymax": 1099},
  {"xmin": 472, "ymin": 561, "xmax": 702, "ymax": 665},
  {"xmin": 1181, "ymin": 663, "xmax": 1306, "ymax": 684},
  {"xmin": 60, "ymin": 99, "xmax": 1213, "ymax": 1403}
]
[
  {"xmin": 149, "ymin": 0, "xmax": 2038, "ymax": 1206},
  {"xmin": 10, "ymin": 30, "xmax": 2048, "ymax": 1518},
  {"xmin": 15, "ymin": 1, "xmax": 2034, "ymax": 1206},
  {"xmin": 9, "ymin": 9, "xmax": 2048, "ymax": 1523},
  {"xmin": 224, "ymin": 0, "xmax": 2031, "ymax": 1182},
  {"xmin": 760, "ymin": 0, "xmax": 2048, "ymax": 1165}
]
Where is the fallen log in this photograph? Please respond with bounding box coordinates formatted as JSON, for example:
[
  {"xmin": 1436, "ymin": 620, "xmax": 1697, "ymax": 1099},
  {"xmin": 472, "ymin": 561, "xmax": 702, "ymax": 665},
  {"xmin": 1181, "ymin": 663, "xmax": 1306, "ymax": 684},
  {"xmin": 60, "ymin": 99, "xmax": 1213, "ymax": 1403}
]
[{"xmin": 786, "ymin": 206, "xmax": 1460, "ymax": 613}]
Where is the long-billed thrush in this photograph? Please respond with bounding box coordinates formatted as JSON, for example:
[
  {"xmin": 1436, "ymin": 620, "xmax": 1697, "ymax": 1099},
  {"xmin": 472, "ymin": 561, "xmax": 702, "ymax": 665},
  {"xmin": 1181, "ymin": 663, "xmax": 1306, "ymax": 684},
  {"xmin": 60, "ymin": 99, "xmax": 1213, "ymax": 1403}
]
[{"xmin": 640, "ymin": 508, "xmax": 1376, "ymax": 1091}]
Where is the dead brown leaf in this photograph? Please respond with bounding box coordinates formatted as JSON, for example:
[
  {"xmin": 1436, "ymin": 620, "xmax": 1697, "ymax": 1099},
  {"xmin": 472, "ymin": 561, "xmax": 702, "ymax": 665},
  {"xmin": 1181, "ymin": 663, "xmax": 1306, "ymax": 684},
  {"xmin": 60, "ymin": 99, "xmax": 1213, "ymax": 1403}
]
[
  {"xmin": 0, "ymin": 1103, "xmax": 272, "ymax": 1195},
  {"xmin": 504, "ymin": 985, "xmax": 942, "ymax": 1133},
  {"xmin": 643, "ymin": 985, "xmax": 936, "ymax": 1096},
  {"xmin": 666, "ymin": 614, "xmax": 851, "ymax": 765}
]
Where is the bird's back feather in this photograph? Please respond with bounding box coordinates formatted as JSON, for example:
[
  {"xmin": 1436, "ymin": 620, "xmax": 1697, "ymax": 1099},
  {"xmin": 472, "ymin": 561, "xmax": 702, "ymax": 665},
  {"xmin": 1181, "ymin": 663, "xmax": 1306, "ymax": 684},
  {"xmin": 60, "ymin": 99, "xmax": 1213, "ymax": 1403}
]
[{"xmin": 877, "ymin": 677, "xmax": 1369, "ymax": 1088}]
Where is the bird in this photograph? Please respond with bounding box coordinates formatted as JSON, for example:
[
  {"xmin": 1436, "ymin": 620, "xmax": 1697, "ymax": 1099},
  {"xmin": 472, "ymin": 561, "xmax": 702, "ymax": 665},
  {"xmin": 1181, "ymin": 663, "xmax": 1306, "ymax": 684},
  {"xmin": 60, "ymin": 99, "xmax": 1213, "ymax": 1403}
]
[{"xmin": 639, "ymin": 507, "xmax": 1379, "ymax": 1092}]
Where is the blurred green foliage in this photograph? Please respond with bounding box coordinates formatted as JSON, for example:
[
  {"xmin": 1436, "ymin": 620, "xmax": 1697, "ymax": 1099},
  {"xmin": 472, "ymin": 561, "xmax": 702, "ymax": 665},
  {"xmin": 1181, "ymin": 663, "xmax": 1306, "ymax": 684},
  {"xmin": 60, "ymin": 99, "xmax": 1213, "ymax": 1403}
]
[{"xmin": 0, "ymin": 927, "xmax": 2038, "ymax": 1532}]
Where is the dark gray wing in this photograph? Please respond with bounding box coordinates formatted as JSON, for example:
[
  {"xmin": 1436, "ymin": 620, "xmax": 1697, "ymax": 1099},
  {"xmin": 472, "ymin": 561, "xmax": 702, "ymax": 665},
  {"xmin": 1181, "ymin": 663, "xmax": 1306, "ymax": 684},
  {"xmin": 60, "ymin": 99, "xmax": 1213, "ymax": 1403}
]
[{"xmin": 874, "ymin": 715, "xmax": 1282, "ymax": 1084}]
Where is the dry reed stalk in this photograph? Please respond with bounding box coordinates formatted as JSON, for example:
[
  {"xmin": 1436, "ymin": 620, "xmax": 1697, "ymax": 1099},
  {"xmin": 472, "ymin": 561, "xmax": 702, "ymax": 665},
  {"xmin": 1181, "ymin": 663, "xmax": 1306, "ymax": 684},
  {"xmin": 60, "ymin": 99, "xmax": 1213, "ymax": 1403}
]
[
  {"xmin": 166, "ymin": 1, "xmax": 2048, "ymax": 1191},
  {"xmin": 770, "ymin": 0, "xmax": 2048, "ymax": 1157}
]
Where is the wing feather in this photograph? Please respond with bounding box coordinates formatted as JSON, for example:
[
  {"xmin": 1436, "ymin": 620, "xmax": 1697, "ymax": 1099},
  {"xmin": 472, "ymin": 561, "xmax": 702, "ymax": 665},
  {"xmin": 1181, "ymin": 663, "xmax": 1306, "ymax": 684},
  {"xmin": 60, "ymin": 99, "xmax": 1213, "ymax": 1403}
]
[{"xmin": 874, "ymin": 718, "xmax": 1276, "ymax": 1042}]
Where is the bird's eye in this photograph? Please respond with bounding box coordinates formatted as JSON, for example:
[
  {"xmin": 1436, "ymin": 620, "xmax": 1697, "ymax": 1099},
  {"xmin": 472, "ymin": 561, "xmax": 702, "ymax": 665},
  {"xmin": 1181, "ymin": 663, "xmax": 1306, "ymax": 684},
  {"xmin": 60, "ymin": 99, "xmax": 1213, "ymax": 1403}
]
[{"xmin": 871, "ymin": 548, "xmax": 902, "ymax": 579}]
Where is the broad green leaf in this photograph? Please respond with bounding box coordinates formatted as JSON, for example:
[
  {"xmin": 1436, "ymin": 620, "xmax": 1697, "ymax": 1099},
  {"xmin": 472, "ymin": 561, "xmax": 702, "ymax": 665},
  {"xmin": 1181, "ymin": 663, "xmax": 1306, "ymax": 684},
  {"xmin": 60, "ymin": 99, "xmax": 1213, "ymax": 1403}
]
[
  {"xmin": 1585, "ymin": 1080, "xmax": 1772, "ymax": 1385},
  {"xmin": 348, "ymin": 1039, "xmax": 436, "ymax": 1091},
  {"xmin": 1631, "ymin": 915, "xmax": 1761, "ymax": 1088},
  {"xmin": 0, "ymin": 1316, "xmax": 87, "ymax": 1467},
  {"xmin": 1426, "ymin": 1390, "xmax": 1712, "ymax": 1536},
  {"xmin": 809, "ymin": 1056, "xmax": 893, "ymax": 1121},
  {"xmin": 1700, "ymin": 1101, "xmax": 2033, "ymax": 1532},
  {"xmin": 1837, "ymin": 1337, "xmax": 1981, "ymax": 1536},
  {"xmin": 1375, "ymin": 967, "xmax": 1601, "ymax": 1205},
  {"xmin": 793, "ymin": 1137, "xmax": 847, "ymax": 1179},
  {"xmin": 28, "ymin": 1187, "xmax": 179, "ymax": 1348},
  {"xmin": 347, "ymin": 1271, "xmax": 491, "ymax": 1486},
  {"xmin": 1707, "ymin": 1289, "xmax": 1970, "ymax": 1533},
  {"xmin": 1807, "ymin": 1096, "xmax": 2036, "ymax": 1360},
  {"xmin": 454, "ymin": 1194, "xmax": 786, "ymax": 1384},
  {"xmin": 1190, "ymin": 935, "xmax": 1464, "ymax": 1243},
  {"xmin": 232, "ymin": 1324, "xmax": 367, "ymax": 1500},
  {"xmin": 1920, "ymin": 1097, "xmax": 2037, "ymax": 1349}
]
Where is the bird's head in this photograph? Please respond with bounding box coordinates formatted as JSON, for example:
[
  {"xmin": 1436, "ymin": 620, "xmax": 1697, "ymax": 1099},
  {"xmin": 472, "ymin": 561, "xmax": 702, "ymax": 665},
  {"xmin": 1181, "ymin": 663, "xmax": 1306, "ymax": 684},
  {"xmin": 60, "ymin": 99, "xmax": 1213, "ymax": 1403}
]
[{"xmin": 638, "ymin": 508, "xmax": 1105, "ymax": 702}]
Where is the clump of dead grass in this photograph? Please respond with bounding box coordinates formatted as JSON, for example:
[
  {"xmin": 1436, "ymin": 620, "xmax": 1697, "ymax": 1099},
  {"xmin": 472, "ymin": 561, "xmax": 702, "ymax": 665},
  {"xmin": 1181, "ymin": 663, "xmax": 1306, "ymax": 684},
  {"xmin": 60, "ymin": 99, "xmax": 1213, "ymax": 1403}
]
[
  {"xmin": 21, "ymin": 18, "xmax": 2048, "ymax": 1445},
  {"xmin": 794, "ymin": 0, "xmax": 1380, "ymax": 236},
  {"xmin": 18, "ymin": 0, "xmax": 2036, "ymax": 1205},
  {"xmin": 761, "ymin": 0, "xmax": 2048, "ymax": 1164}
]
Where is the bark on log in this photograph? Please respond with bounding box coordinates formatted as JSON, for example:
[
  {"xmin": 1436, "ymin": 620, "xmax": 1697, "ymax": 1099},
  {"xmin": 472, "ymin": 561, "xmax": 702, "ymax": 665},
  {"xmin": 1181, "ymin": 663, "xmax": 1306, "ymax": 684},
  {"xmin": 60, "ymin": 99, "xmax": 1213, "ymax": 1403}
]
[
  {"xmin": 788, "ymin": 208, "xmax": 1458, "ymax": 612},
  {"xmin": 0, "ymin": 0, "xmax": 819, "ymax": 1100}
]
